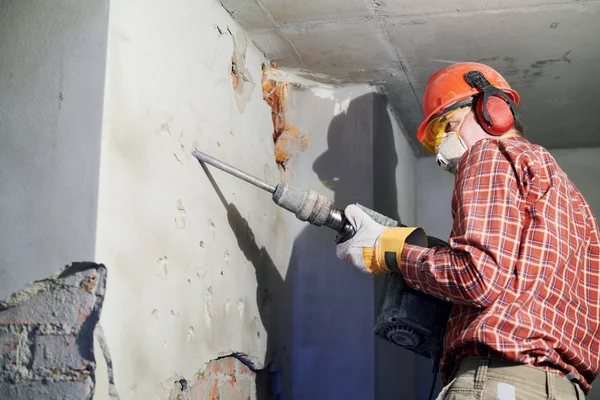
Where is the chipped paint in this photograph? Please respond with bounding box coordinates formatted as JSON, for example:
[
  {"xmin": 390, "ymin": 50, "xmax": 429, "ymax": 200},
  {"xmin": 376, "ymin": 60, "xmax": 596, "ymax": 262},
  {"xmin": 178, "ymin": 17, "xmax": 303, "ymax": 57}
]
[
  {"xmin": 274, "ymin": 126, "xmax": 311, "ymax": 167},
  {"xmin": 79, "ymin": 276, "xmax": 97, "ymax": 292},
  {"xmin": 310, "ymin": 87, "xmax": 336, "ymax": 100},
  {"xmin": 231, "ymin": 31, "xmax": 255, "ymax": 113},
  {"xmin": 261, "ymin": 62, "xmax": 311, "ymax": 170},
  {"xmin": 334, "ymin": 98, "xmax": 351, "ymax": 116}
]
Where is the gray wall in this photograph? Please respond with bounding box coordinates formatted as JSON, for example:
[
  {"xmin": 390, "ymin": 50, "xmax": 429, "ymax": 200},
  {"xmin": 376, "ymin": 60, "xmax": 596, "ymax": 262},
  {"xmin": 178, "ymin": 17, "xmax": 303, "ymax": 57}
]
[
  {"xmin": 282, "ymin": 87, "xmax": 421, "ymax": 400},
  {"xmin": 0, "ymin": 0, "xmax": 109, "ymax": 299},
  {"xmin": 283, "ymin": 86, "xmax": 377, "ymax": 400},
  {"xmin": 372, "ymin": 95, "xmax": 421, "ymax": 400},
  {"xmin": 551, "ymin": 148, "xmax": 600, "ymax": 216}
]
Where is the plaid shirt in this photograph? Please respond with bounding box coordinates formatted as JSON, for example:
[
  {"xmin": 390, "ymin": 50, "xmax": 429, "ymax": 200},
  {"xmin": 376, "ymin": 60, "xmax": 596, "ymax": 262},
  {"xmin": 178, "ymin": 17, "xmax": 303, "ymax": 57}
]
[{"xmin": 400, "ymin": 137, "xmax": 600, "ymax": 394}]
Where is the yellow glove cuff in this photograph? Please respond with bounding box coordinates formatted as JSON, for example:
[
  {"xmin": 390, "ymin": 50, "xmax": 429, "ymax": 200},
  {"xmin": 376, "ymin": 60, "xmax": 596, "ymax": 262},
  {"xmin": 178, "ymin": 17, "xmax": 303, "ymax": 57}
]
[
  {"xmin": 361, "ymin": 247, "xmax": 388, "ymax": 275},
  {"xmin": 375, "ymin": 227, "xmax": 428, "ymax": 273}
]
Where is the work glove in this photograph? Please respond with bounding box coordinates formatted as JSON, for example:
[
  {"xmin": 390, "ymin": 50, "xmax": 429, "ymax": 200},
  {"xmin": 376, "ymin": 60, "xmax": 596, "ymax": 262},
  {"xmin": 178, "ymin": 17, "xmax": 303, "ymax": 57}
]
[
  {"xmin": 335, "ymin": 204, "xmax": 386, "ymax": 274},
  {"xmin": 336, "ymin": 204, "xmax": 428, "ymax": 275}
]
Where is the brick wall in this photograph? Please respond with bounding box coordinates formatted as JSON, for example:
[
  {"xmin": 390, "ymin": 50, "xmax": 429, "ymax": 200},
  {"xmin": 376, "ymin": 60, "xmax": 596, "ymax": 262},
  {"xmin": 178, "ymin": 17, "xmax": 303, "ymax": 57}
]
[
  {"xmin": 165, "ymin": 356, "xmax": 267, "ymax": 400},
  {"xmin": 0, "ymin": 263, "xmax": 271, "ymax": 400},
  {"xmin": 0, "ymin": 263, "xmax": 107, "ymax": 400}
]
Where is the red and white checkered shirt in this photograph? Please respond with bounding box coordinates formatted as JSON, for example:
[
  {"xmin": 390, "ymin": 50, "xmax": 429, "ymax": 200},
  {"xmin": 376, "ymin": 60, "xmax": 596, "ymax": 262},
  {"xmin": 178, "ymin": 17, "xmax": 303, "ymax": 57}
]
[{"xmin": 400, "ymin": 136, "xmax": 600, "ymax": 394}]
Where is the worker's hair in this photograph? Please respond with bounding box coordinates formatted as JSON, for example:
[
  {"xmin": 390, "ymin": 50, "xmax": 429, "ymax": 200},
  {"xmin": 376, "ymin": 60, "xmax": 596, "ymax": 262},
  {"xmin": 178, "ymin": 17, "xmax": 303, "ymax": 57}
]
[{"xmin": 513, "ymin": 116, "xmax": 525, "ymax": 136}]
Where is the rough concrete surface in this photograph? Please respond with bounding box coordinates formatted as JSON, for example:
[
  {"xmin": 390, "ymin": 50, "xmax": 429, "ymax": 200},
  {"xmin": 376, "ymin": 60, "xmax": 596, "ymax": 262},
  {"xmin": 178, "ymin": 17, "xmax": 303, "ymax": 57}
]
[
  {"xmin": 0, "ymin": 263, "xmax": 107, "ymax": 400},
  {"xmin": 221, "ymin": 0, "xmax": 600, "ymax": 155}
]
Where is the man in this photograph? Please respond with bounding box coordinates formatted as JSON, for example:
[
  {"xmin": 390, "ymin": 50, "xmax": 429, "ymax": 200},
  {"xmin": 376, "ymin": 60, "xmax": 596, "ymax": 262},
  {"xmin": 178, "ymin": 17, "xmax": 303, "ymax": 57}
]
[{"xmin": 336, "ymin": 62, "xmax": 600, "ymax": 399}]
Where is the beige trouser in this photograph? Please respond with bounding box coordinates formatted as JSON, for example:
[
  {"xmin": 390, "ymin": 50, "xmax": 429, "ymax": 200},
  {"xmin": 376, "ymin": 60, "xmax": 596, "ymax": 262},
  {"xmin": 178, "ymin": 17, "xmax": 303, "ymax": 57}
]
[{"xmin": 436, "ymin": 357, "xmax": 586, "ymax": 400}]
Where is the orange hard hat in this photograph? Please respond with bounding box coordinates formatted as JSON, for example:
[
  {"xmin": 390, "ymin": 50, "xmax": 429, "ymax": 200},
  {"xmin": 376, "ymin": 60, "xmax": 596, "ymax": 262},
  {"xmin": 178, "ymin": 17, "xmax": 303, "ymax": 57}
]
[{"xmin": 416, "ymin": 62, "xmax": 520, "ymax": 144}]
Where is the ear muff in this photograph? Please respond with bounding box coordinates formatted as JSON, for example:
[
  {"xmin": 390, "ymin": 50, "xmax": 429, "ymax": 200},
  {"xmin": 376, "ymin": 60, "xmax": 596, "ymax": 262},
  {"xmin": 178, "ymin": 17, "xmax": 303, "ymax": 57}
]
[
  {"xmin": 464, "ymin": 70, "xmax": 518, "ymax": 136},
  {"xmin": 474, "ymin": 95, "xmax": 514, "ymax": 136}
]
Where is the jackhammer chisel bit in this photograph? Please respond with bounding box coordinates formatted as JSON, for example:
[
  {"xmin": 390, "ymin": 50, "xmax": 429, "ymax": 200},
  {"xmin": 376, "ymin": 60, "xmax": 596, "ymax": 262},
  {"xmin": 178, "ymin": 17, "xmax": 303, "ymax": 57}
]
[{"xmin": 192, "ymin": 150, "xmax": 355, "ymax": 243}]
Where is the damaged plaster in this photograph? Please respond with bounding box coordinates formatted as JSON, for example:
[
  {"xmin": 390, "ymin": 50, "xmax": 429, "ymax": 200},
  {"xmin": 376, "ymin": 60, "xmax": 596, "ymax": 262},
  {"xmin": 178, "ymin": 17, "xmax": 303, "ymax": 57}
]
[
  {"xmin": 155, "ymin": 355, "xmax": 264, "ymax": 400},
  {"xmin": 0, "ymin": 263, "xmax": 109, "ymax": 400},
  {"xmin": 230, "ymin": 30, "xmax": 255, "ymax": 113},
  {"xmin": 261, "ymin": 63, "xmax": 311, "ymax": 171}
]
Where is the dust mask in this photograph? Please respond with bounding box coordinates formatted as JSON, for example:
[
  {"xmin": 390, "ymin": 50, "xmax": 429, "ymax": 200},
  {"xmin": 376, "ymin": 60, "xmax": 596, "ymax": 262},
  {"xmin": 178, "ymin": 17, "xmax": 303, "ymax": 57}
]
[
  {"xmin": 434, "ymin": 108, "xmax": 471, "ymax": 174},
  {"xmin": 435, "ymin": 132, "xmax": 468, "ymax": 174}
]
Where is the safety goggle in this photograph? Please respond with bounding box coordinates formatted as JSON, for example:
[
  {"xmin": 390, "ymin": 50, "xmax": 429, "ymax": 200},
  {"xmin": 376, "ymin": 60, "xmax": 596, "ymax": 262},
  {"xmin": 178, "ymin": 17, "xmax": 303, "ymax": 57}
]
[{"xmin": 421, "ymin": 105, "xmax": 472, "ymax": 154}]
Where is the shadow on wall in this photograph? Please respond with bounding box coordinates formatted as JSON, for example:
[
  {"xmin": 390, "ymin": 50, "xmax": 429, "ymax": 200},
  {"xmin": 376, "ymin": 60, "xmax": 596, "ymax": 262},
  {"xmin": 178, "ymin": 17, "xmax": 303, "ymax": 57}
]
[
  {"xmin": 284, "ymin": 96, "xmax": 377, "ymax": 399},
  {"xmin": 210, "ymin": 92, "xmax": 422, "ymax": 399},
  {"xmin": 200, "ymin": 162, "xmax": 288, "ymax": 399},
  {"xmin": 283, "ymin": 92, "xmax": 407, "ymax": 400}
]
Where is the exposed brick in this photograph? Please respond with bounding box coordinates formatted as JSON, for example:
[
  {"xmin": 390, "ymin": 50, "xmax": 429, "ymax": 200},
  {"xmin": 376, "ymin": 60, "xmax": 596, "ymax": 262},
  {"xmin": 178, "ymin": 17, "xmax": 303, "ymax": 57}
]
[
  {"xmin": 204, "ymin": 357, "xmax": 237, "ymax": 377},
  {"xmin": 219, "ymin": 377, "xmax": 243, "ymax": 400},
  {"xmin": 204, "ymin": 359, "xmax": 222, "ymax": 376},
  {"xmin": 237, "ymin": 362, "xmax": 252, "ymax": 376},
  {"xmin": 0, "ymin": 327, "xmax": 20, "ymax": 366},
  {"xmin": 225, "ymin": 358, "xmax": 235, "ymax": 376},
  {"xmin": 188, "ymin": 378, "xmax": 219, "ymax": 400},
  {"xmin": 237, "ymin": 378, "xmax": 254, "ymax": 400},
  {"xmin": 0, "ymin": 265, "xmax": 103, "ymax": 326},
  {"xmin": 186, "ymin": 356, "xmax": 258, "ymax": 400},
  {"xmin": 0, "ymin": 263, "xmax": 107, "ymax": 400},
  {"xmin": 0, "ymin": 377, "xmax": 93, "ymax": 400},
  {"xmin": 32, "ymin": 334, "xmax": 82, "ymax": 371}
]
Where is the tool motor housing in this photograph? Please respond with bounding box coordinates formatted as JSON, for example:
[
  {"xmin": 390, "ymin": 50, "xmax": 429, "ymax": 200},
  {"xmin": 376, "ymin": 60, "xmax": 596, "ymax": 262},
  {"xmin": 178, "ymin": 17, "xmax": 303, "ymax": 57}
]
[
  {"xmin": 374, "ymin": 268, "xmax": 452, "ymax": 364},
  {"xmin": 354, "ymin": 206, "xmax": 452, "ymax": 366}
]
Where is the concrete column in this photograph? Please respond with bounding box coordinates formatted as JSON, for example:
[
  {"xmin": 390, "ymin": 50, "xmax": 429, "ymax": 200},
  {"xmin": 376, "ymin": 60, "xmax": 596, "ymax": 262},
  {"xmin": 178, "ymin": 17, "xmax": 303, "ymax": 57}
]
[{"xmin": 0, "ymin": 0, "xmax": 109, "ymax": 299}]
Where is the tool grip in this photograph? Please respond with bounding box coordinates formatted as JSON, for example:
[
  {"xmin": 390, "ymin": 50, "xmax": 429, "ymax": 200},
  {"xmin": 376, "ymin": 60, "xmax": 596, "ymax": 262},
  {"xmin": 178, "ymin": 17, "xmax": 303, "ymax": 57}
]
[
  {"xmin": 336, "ymin": 204, "xmax": 449, "ymax": 249},
  {"xmin": 335, "ymin": 221, "xmax": 356, "ymax": 244},
  {"xmin": 335, "ymin": 204, "xmax": 400, "ymax": 244}
]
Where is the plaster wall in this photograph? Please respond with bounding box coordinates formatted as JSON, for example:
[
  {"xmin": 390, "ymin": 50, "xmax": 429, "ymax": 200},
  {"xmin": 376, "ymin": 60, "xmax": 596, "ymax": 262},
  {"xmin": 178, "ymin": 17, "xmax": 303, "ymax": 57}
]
[
  {"xmin": 415, "ymin": 146, "xmax": 600, "ymax": 399},
  {"xmin": 93, "ymin": 0, "xmax": 414, "ymax": 398},
  {"xmin": 0, "ymin": 0, "xmax": 109, "ymax": 299},
  {"xmin": 94, "ymin": 0, "xmax": 286, "ymax": 398}
]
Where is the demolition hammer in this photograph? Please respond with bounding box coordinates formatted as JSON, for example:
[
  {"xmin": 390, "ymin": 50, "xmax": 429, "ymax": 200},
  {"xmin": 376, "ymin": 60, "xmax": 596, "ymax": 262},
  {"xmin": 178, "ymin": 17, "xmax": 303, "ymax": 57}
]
[{"xmin": 192, "ymin": 150, "xmax": 452, "ymax": 377}]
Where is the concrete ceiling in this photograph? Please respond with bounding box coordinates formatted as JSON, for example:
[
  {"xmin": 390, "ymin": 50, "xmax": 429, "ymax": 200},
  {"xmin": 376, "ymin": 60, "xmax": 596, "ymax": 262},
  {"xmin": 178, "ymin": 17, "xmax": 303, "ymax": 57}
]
[{"xmin": 221, "ymin": 0, "xmax": 600, "ymax": 156}]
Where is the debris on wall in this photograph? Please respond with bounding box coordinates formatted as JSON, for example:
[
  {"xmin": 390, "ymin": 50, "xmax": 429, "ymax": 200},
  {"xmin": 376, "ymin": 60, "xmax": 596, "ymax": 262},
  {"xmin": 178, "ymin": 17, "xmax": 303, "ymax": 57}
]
[
  {"xmin": 261, "ymin": 62, "xmax": 310, "ymax": 171},
  {"xmin": 231, "ymin": 30, "xmax": 255, "ymax": 113},
  {"xmin": 0, "ymin": 262, "xmax": 109, "ymax": 400},
  {"xmin": 161, "ymin": 355, "xmax": 263, "ymax": 400}
]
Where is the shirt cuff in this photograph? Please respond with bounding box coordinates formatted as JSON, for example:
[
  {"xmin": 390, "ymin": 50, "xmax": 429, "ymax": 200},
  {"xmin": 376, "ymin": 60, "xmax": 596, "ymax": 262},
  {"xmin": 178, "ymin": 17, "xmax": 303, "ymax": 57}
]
[{"xmin": 399, "ymin": 243, "xmax": 430, "ymax": 290}]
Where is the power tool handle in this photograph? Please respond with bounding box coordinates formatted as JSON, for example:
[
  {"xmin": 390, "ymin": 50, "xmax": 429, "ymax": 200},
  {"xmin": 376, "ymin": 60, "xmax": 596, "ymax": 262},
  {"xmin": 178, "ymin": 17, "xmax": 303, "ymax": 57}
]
[
  {"xmin": 335, "ymin": 221, "xmax": 356, "ymax": 244},
  {"xmin": 335, "ymin": 204, "xmax": 449, "ymax": 247},
  {"xmin": 335, "ymin": 204, "xmax": 400, "ymax": 244}
]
